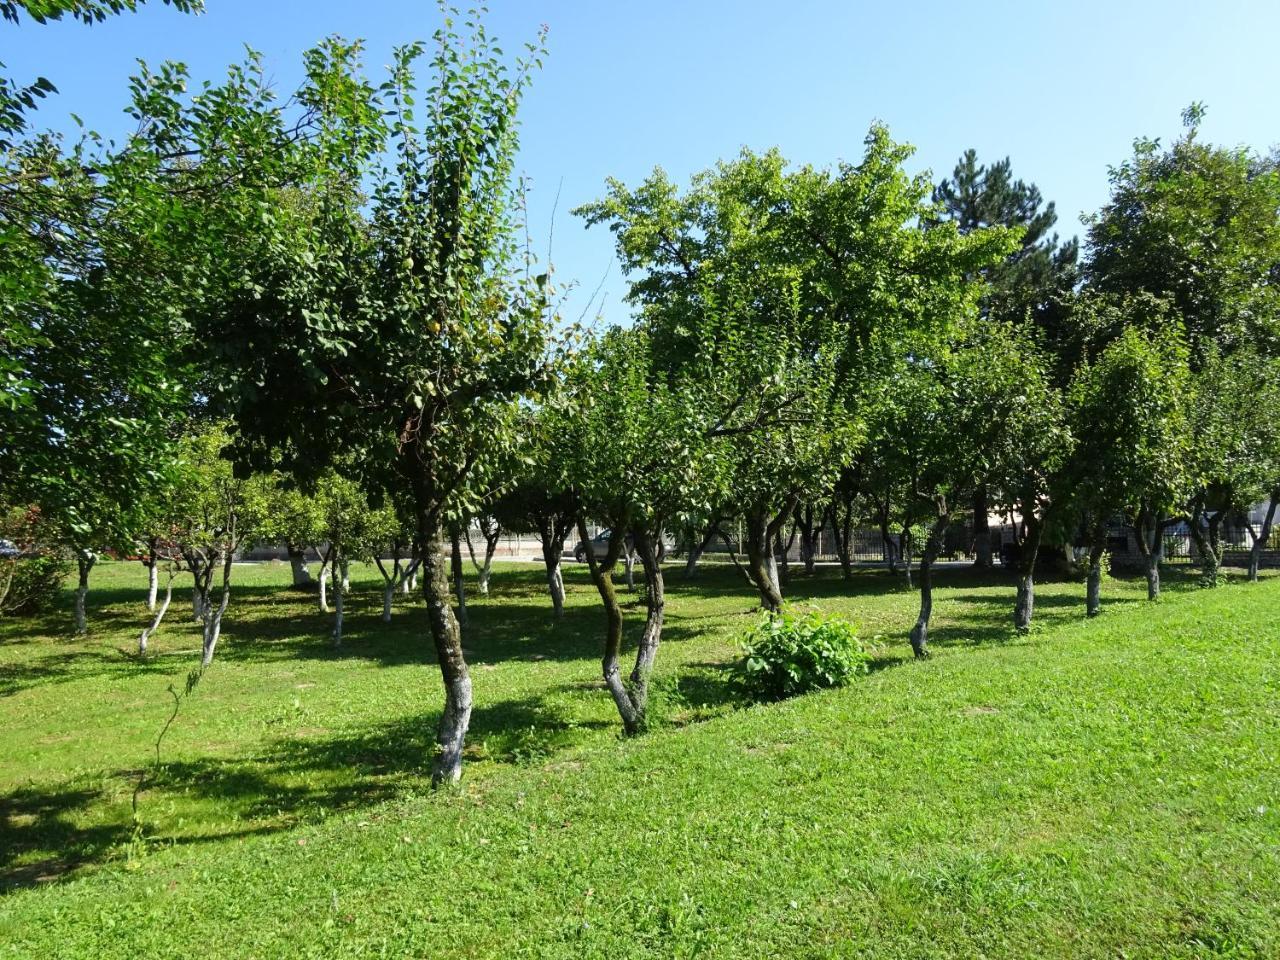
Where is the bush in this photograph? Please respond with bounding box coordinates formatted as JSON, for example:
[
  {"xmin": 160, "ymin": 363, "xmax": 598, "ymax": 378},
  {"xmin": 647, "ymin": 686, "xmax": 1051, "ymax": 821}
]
[
  {"xmin": 740, "ymin": 609, "xmax": 869, "ymax": 700},
  {"xmin": 0, "ymin": 553, "xmax": 70, "ymax": 616}
]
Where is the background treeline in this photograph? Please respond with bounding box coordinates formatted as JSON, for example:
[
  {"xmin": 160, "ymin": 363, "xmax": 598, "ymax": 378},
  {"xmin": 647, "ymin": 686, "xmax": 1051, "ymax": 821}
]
[{"xmin": 1, "ymin": 3, "xmax": 1278, "ymax": 784}]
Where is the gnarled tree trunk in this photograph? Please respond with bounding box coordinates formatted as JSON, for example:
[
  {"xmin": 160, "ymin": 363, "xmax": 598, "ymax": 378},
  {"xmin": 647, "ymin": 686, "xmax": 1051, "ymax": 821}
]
[
  {"xmin": 579, "ymin": 517, "xmax": 647, "ymax": 736},
  {"xmin": 418, "ymin": 529, "xmax": 471, "ymax": 786},
  {"xmin": 743, "ymin": 500, "xmax": 793, "ymax": 613},
  {"xmin": 909, "ymin": 505, "xmax": 949, "ymax": 659}
]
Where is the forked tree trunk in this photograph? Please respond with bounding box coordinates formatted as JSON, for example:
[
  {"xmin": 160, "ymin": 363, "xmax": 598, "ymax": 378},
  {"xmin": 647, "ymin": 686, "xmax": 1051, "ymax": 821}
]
[
  {"xmin": 199, "ymin": 549, "xmax": 234, "ymax": 669},
  {"xmin": 1188, "ymin": 499, "xmax": 1222, "ymax": 587},
  {"xmin": 743, "ymin": 505, "xmax": 786, "ymax": 613},
  {"xmin": 578, "ymin": 518, "xmax": 643, "ymax": 735},
  {"xmin": 450, "ymin": 530, "xmax": 468, "ymax": 632},
  {"xmin": 74, "ymin": 550, "xmax": 95, "ymax": 635},
  {"xmin": 1247, "ymin": 492, "xmax": 1278, "ymax": 582},
  {"xmin": 682, "ymin": 516, "xmax": 719, "ymax": 580},
  {"xmin": 972, "ymin": 486, "xmax": 992, "ymax": 570},
  {"xmin": 287, "ymin": 542, "xmax": 313, "ymax": 587},
  {"xmin": 909, "ymin": 507, "xmax": 949, "ymax": 659},
  {"xmin": 418, "ymin": 529, "xmax": 471, "ymax": 786},
  {"xmin": 1014, "ymin": 514, "xmax": 1044, "ymax": 631},
  {"xmin": 139, "ymin": 569, "xmax": 176, "ymax": 655},
  {"xmin": 465, "ymin": 520, "xmax": 500, "ymax": 596}
]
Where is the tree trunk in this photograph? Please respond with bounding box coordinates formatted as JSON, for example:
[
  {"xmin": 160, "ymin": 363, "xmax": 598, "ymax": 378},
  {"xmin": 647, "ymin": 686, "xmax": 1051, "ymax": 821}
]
[
  {"xmin": 287, "ymin": 542, "xmax": 313, "ymax": 587},
  {"xmin": 682, "ymin": 517, "xmax": 719, "ymax": 580},
  {"xmin": 191, "ymin": 586, "xmax": 204, "ymax": 621},
  {"xmin": 144, "ymin": 541, "xmax": 159, "ymax": 611},
  {"xmin": 623, "ymin": 542, "xmax": 636, "ymax": 592},
  {"xmin": 1132, "ymin": 506, "xmax": 1163, "ymax": 601},
  {"xmin": 972, "ymin": 486, "xmax": 992, "ymax": 570},
  {"xmin": 74, "ymin": 550, "xmax": 95, "ymax": 635},
  {"xmin": 1188, "ymin": 499, "xmax": 1221, "ymax": 587},
  {"xmin": 775, "ymin": 526, "xmax": 794, "ymax": 585},
  {"xmin": 339, "ymin": 557, "xmax": 350, "ymax": 593},
  {"xmin": 628, "ymin": 527, "xmax": 666, "ymax": 723},
  {"xmin": 795, "ymin": 504, "xmax": 817, "ymax": 576},
  {"xmin": 909, "ymin": 508, "xmax": 949, "ymax": 659},
  {"xmin": 465, "ymin": 520, "xmax": 500, "ymax": 597},
  {"xmin": 139, "ymin": 569, "xmax": 175, "ymax": 655},
  {"xmin": 537, "ymin": 515, "xmax": 568, "ymax": 618},
  {"xmin": 318, "ymin": 554, "xmax": 331, "ymax": 613},
  {"xmin": 1014, "ymin": 515, "xmax": 1044, "ymax": 630},
  {"xmin": 331, "ymin": 549, "xmax": 345, "ymax": 648},
  {"xmin": 744, "ymin": 507, "xmax": 784, "ymax": 613},
  {"xmin": 200, "ymin": 551, "xmax": 233, "ymax": 668},
  {"xmin": 1247, "ymin": 491, "xmax": 1278, "ymax": 582},
  {"xmin": 1085, "ymin": 537, "xmax": 1105, "ymax": 618},
  {"xmin": 418, "ymin": 529, "xmax": 471, "ymax": 786},
  {"xmin": 382, "ymin": 582, "xmax": 395, "ymax": 621},
  {"xmin": 828, "ymin": 501, "xmax": 854, "ymax": 581},
  {"xmin": 578, "ymin": 518, "xmax": 642, "ymax": 736},
  {"xmin": 450, "ymin": 530, "xmax": 468, "ymax": 632},
  {"xmin": 900, "ymin": 526, "xmax": 912, "ymax": 590}
]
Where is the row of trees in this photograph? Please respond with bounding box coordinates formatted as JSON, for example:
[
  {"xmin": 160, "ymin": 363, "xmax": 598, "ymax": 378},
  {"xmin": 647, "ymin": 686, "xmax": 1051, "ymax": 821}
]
[{"xmin": 2, "ymin": 4, "xmax": 1278, "ymax": 784}]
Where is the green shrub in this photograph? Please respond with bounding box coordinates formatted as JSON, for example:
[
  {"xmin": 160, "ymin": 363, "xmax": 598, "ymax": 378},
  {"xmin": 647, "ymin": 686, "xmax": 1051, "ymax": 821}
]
[
  {"xmin": 740, "ymin": 609, "xmax": 869, "ymax": 700},
  {"xmin": 0, "ymin": 553, "xmax": 70, "ymax": 616}
]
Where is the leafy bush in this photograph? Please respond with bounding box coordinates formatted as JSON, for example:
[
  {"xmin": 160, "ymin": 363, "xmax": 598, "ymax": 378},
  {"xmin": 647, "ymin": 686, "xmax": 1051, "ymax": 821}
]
[
  {"xmin": 0, "ymin": 504, "xmax": 68, "ymax": 616},
  {"xmin": 740, "ymin": 609, "xmax": 869, "ymax": 700},
  {"xmin": 0, "ymin": 554, "xmax": 70, "ymax": 616}
]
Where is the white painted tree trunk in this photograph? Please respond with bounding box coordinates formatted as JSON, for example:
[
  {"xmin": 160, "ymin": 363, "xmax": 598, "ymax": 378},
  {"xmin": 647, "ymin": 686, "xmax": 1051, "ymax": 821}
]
[
  {"xmin": 146, "ymin": 561, "xmax": 159, "ymax": 612},
  {"xmin": 139, "ymin": 574, "xmax": 174, "ymax": 655},
  {"xmin": 318, "ymin": 561, "xmax": 330, "ymax": 613}
]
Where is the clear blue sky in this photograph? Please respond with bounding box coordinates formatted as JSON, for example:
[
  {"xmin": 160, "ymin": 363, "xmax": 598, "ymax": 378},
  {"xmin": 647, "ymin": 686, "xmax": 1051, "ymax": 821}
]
[{"xmin": 9, "ymin": 0, "xmax": 1280, "ymax": 322}]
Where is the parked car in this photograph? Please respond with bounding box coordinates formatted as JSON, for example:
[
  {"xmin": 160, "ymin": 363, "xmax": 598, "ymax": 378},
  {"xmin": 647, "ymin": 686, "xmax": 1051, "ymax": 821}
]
[
  {"xmin": 573, "ymin": 531, "xmax": 629, "ymax": 563},
  {"xmin": 0, "ymin": 538, "xmax": 21, "ymax": 559},
  {"xmin": 573, "ymin": 531, "xmax": 667, "ymax": 563}
]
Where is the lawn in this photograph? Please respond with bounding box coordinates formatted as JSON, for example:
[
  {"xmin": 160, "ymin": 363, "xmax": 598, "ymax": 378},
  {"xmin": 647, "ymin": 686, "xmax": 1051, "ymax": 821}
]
[{"xmin": 1, "ymin": 559, "xmax": 1278, "ymax": 958}]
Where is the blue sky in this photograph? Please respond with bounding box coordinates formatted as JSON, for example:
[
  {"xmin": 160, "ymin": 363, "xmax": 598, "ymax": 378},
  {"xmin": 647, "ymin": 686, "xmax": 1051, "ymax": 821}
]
[{"xmin": 8, "ymin": 0, "xmax": 1280, "ymax": 322}]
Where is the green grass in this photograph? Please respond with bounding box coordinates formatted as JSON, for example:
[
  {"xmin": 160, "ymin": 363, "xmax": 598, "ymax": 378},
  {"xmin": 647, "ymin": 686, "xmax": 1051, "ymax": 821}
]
[{"xmin": 1, "ymin": 558, "xmax": 1278, "ymax": 958}]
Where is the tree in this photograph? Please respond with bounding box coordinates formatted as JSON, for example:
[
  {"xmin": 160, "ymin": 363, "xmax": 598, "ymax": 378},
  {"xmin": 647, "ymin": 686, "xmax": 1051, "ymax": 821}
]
[
  {"xmin": 931, "ymin": 150, "xmax": 1078, "ymax": 568},
  {"xmin": 166, "ymin": 424, "xmax": 269, "ymax": 666},
  {"xmin": 1059, "ymin": 303, "xmax": 1193, "ymax": 609},
  {"xmin": 551, "ymin": 327, "xmax": 713, "ymax": 735},
  {"xmin": 579, "ymin": 129, "xmax": 1013, "ymax": 611},
  {"xmin": 1085, "ymin": 105, "xmax": 1280, "ymax": 587},
  {"xmin": 188, "ymin": 21, "xmax": 550, "ymax": 785}
]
